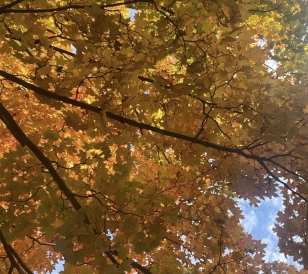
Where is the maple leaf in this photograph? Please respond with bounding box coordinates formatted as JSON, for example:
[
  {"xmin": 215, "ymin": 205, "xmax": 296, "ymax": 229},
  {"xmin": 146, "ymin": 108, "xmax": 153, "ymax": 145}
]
[{"xmin": 0, "ymin": 0, "xmax": 308, "ymax": 273}]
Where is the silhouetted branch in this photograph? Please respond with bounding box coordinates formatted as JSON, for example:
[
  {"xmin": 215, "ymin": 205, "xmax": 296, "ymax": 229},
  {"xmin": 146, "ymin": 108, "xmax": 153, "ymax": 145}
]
[
  {"xmin": 0, "ymin": 102, "xmax": 82, "ymax": 211},
  {"xmin": 0, "ymin": 70, "xmax": 307, "ymax": 204},
  {"xmin": 26, "ymin": 235, "xmax": 56, "ymax": 246},
  {"xmin": 8, "ymin": 245, "xmax": 33, "ymax": 274},
  {"xmin": 0, "ymin": 230, "xmax": 24, "ymax": 274},
  {"xmin": 104, "ymin": 251, "xmax": 152, "ymax": 274},
  {"xmin": 0, "ymin": 0, "xmax": 24, "ymax": 12},
  {"xmin": 0, "ymin": 0, "xmax": 153, "ymax": 14}
]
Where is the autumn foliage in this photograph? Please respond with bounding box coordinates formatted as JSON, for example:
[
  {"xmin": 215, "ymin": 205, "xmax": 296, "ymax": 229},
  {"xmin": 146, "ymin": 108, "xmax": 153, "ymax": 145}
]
[{"xmin": 0, "ymin": 0, "xmax": 308, "ymax": 273}]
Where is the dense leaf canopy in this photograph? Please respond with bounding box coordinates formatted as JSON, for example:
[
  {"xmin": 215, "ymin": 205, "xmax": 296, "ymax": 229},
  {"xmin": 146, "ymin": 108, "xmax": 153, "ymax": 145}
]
[{"xmin": 0, "ymin": 0, "xmax": 308, "ymax": 273}]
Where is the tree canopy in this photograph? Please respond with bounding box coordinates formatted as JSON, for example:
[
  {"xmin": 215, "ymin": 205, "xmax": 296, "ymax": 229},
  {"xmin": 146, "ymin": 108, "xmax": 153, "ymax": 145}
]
[{"xmin": 0, "ymin": 0, "xmax": 308, "ymax": 273}]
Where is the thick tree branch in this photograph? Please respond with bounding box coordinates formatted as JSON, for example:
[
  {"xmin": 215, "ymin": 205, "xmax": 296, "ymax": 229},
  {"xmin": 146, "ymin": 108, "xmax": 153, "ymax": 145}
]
[
  {"xmin": 0, "ymin": 230, "xmax": 24, "ymax": 274},
  {"xmin": 0, "ymin": 105, "xmax": 27, "ymax": 147},
  {"xmin": 104, "ymin": 251, "xmax": 120, "ymax": 266},
  {"xmin": 8, "ymin": 245, "xmax": 33, "ymax": 274},
  {"xmin": 0, "ymin": 102, "xmax": 82, "ymax": 211},
  {"xmin": 0, "ymin": 70, "xmax": 307, "ymax": 203},
  {"xmin": 0, "ymin": 0, "xmax": 152, "ymax": 14},
  {"xmin": 0, "ymin": 70, "xmax": 99, "ymax": 113},
  {"xmin": 130, "ymin": 260, "xmax": 152, "ymax": 274},
  {"xmin": 0, "ymin": 0, "xmax": 24, "ymax": 12},
  {"xmin": 104, "ymin": 251, "xmax": 152, "ymax": 274}
]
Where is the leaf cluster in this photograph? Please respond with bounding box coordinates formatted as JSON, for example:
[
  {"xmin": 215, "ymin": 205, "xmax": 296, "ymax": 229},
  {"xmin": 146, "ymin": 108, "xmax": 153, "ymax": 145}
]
[{"xmin": 0, "ymin": 0, "xmax": 308, "ymax": 273}]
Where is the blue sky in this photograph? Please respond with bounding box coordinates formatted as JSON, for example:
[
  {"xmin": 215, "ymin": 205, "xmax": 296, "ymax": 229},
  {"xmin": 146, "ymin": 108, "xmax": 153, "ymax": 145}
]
[{"xmin": 238, "ymin": 194, "xmax": 302, "ymax": 270}]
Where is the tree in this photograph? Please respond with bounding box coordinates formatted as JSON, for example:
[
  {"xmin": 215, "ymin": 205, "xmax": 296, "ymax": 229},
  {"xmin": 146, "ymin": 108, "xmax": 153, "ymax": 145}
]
[{"xmin": 0, "ymin": 0, "xmax": 308, "ymax": 272}]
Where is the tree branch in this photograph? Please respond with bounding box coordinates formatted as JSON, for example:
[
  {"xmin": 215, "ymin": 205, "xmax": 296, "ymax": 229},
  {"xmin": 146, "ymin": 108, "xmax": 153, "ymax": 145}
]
[
  {"xmin": 8, "ymin": 245, "xmax": 33, "ymax": 274},
  {"xmin": 0, "ymin": 230, "xmax": 24, "ymax": 274},
  {"xmin": 104, "ymin": 251, "xmax": 120, "ymax": 266},
  {"xmin": 49, "ymin": 45, "xmax": 75, "ymax": 57},
  {"xmin": 0, "ymin": 70, "xmax": 99, "ymax": 113},
  {"xmin": 0, "ymin": 70, "xmax": 307, "ymax": 203},
  {"xmin": 131, "ymin": 260, "xmax": 152, "ymax": 274},
  {"xmin": 0, "ymin": 102, "xmax": 82, "ymax": 211},
  {"xmin": 0, "ymin": 0, "xmax": 24, "ymax": 12},
  {"xmin": 0, "ymin": 104, "xmax": 27, "ymax": 147},
  {"xmin": 26, "ymin": 235, "xmax": 56, "ymax": 246},
  {"xmin": 0, "ymin": 0, "xmax": 152, "ymax": 14},
  {"xmin": 104, "ymin": 251, "xmax": 152, "ymax": 274}
]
